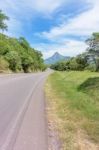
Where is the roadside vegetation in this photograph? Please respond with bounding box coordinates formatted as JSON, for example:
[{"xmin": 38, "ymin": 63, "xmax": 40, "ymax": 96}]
[
  {"xmin": 46, "ymin": 33, "xmax": 99, "ymax": 149},
  {"xmin": 46, "ymin": 71, "xmax": 99, "ymax": 150},
  {"xmin": 0, "ymin": 10, "xmax": 46, "ymax": 73}
]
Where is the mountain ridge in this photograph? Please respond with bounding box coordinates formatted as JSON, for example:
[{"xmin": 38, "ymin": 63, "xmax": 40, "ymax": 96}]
[{"xmin": 44, "ymin": 52, "xmax": 70, "ymax": 64}]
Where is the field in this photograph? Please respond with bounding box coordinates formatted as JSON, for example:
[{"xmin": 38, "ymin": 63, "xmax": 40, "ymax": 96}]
[{"xmin": 45, "ymin": 71, "xmax": 99, "ymax": 150}]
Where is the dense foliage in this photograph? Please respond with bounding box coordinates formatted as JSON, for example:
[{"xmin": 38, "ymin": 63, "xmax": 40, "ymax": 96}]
[
  {"xmin": 0, "ymin": 34, "xmax": 46, "ymax": 72},
  {"xmin": 51, "ymin": 55, "xmax": 88, "ymax": 71}
]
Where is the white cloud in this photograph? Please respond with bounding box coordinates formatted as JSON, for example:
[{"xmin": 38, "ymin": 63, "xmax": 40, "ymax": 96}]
[
  {"xmin": 40, "ymin": 0, "xmax": 99, "ymax": 39},
  {"xmin": 0, "ymin": 0, "xmax": 67, "ymax": 17},
  {"xmin": 34, "ymin": 0, "xmax": 99, "ymax": 58},
  {"xmin": 27, "ymin": 0, "xmax": 66, "ymax": 14},
  {"xmin": 0, "ymin": 0, "xmax": 69, "ymax": 36},
  {"xmin": 33, "ymin": 39, "xmax": 87, "ymax": 59}
]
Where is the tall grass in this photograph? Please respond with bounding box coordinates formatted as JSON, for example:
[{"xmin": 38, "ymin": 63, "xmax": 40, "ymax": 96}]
[{"xmin": 46, "ymin": 71, "xmax": 99, "ymax": 149}]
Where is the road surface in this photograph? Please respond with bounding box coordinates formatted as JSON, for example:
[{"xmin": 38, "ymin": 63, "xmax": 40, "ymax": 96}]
[{"xmin": 0, "ymin": 71, "xmax": 51, "ymax": 150}]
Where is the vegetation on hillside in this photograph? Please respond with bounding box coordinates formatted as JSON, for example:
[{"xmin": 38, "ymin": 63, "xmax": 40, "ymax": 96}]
[
  {"xmin": 46, "ymin": 71, "xmax": 99, "ymax": 150},
  {"xmin": 51, "ymin": 55, "xmax": 88, "ymax": 71},
  {"xmin": 0, "ymin": 10, "xmax": 46, "ymax": 73}
]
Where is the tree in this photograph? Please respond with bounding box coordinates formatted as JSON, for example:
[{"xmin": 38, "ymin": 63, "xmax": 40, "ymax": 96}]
[
  {"xmin": 5, "ymin": 51, "xmax": 22, "ymax": 72},
  {"xmin": 75, "ymin": 55, "xmax": 88, "ymax": 70},
  {"xmin": 21, "ymin": 53, "xmax": 33, "ymax": 73},
  {"xmin": 0, "ymin": 10, "xmax": 9, "ymax": 32},
  {"xmin": 86, "ymin": 33, "xmax": 99, "ymax": 71},
  {"xmin": 0, "ymin": 40, "xmax": 10, "ymax": 55},
  {"xmin": 50, "ymin": 55, "xmax": 88, "ymax": 71}
]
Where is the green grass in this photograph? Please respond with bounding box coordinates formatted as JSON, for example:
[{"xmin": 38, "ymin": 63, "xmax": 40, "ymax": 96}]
[{"xmin": 46, "ymin": 71, "xmax": 99, "ymax": 149}]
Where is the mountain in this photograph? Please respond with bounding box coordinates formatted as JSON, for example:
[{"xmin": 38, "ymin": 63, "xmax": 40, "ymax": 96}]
[{"xmin": 44, "ymin": 52, "xmax": 70, "ymax": 64}]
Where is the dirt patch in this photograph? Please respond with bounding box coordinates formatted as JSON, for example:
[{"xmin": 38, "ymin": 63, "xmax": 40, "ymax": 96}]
[
  {"xmin": 75, "ymin": 129, "xmax": 99, "ymax": 150},
  {"xmin": 48, "ymin": 120, "xmax": 62, "ymax": 150}
]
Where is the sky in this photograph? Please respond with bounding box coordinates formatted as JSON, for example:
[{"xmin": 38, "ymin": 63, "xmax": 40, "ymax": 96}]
[{"xmin": 0, "ymin": 0, "xmax": 99, "ymax": 59}]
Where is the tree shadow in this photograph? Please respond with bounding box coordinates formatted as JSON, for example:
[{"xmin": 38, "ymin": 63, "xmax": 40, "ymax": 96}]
[{"xmin": 78, "ymin": 77, "xmax": 99, "ymax": 93}]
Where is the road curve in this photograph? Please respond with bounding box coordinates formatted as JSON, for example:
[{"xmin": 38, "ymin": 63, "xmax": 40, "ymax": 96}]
[{"xmin": 0, "ymin": 71, "xmax": 51, "ymax": 150}]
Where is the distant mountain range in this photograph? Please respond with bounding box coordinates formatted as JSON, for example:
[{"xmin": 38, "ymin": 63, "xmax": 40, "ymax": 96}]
[{"xmin": 44, "ymin": 52, "xmax": 70, "ymax": 64}]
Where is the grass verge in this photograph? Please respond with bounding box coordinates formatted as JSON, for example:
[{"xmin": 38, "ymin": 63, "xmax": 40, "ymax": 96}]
[{"xmin": 45, "ymin": 71, "xmax": 99, "ymax": 150}]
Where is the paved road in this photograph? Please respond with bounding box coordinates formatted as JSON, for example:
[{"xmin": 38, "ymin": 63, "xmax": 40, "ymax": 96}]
[{"xmin": 0, "ymin": 71, "xmax": 51, "ymax": 150}]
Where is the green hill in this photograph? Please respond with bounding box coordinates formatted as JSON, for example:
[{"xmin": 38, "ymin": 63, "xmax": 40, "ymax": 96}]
[{"xmin": 0, "ymin": 34, "xmax": 46, "ymax": 73}]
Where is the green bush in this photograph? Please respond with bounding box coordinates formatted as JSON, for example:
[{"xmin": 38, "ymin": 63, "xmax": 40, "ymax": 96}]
[
  {"xmin": 5, "ymin": 51, "xmax": 22, "ymax": 72},
  {"xmin": 85, "ymin": 64, "xmax": 96, "ymax": 72},
  {"xmin": 0, "ymin": 56, "xmax": 9, "ymax": 72},
  {"xmin": 51, "ymin": 56, "xmax": 88, "ymax": 71}
]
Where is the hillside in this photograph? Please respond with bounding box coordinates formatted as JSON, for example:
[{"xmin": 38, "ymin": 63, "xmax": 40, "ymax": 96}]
[
  {"xmin": 0, "ymin": 34, "xmax": 46, "ymax": 73},
  {"xmin": 45, "ymin": 52, "xmax": 70, "ymax": 64}
]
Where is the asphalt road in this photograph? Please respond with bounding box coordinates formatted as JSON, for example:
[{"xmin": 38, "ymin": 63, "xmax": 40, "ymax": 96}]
[{"xmin": 0, "ymin": 71, "xmax": 51, "ymax": 150}]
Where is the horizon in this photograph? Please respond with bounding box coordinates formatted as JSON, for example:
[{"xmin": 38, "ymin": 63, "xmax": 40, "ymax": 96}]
[{"xmin": 0, "ymin": 0, "xmax": 99, "ymax": 59}]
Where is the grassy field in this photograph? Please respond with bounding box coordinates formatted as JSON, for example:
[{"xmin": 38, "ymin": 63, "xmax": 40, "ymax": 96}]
[{"xmin": 45, "ymin": 71, "xmax": 99, "ymax": 150}]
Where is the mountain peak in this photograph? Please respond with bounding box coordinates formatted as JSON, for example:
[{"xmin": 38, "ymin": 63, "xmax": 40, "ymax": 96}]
[
  {"xmin": 45, "ymin": 52, "xmax": 70, "ymax": 64},
  {"xmin": 54, "ymin": 52, "xmax": 60, "ymax": 56},
  {"xmin": 53, "ymin": 52, "xmax": 62, "ymax": 58}
]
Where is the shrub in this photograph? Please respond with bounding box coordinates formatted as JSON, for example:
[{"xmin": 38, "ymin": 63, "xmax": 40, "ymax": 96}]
[{"xmin": 0, "ymin": 56, "xmax": 9, "ymax": 72}]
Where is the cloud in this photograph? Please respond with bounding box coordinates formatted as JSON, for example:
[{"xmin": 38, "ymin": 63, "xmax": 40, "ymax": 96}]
[
  {"xmin": 26, "ymin": 0, "xmax": 66, "ymax": 14},
  {"xmin": 5, "ymin": 18, "xmax": 23, "ymax": 37},
  {"xmin": 33, "ymin": 39, "xmax": 87, "ymax": 59},
  {"xmin": 34, "ymin": 0, "xmax": 99, "ymax": 58},
  {"xmin": 0, "ymin": 0, "xmax": 67, "ymax": 18},
  {"xmin": 0, "ymin": 0, "xmax": 69, "ymax": 36},
  {"xmin": 40, "ymin": 0, "xmax": 99, "ymax": 39}
]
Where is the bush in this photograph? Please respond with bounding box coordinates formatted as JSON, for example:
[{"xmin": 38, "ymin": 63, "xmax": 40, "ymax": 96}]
[
  {"xmin": 5, "ymin": 51, "xmax": 22, "ymax": 72},
  {"xmin": 0, "ymin": 56, "xmax": 9, "ymax": 72},
  {"xmin": 85, "ymin": 64, "xmax": 96, "ymax": 72},
  {"xmin": 50, "ymin": 56, "xmax": 88, "ymax": 71}
]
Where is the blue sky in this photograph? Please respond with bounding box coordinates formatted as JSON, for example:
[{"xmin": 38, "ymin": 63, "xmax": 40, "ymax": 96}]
[{"xmin": 0, "ymin": 0, "xmax": 99, "ymax": 58}]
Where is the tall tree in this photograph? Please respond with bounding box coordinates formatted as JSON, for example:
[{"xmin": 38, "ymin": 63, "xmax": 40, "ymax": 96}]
[
  {"xmin": 86, "ymin": 33, "xmax": 99, "ymax": 71},
  {"xmin": 0, "ymin": 10, "xmax": 9, "ymax": 32}
]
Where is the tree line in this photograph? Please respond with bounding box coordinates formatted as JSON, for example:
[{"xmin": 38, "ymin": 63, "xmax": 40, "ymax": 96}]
[
  {"xmin": 0, "ymin": 10, "xmax": 46, "ymax": 73},
  {"xmin": 51, "ymin": 33, "xmax": 99, "ymax": 72}
]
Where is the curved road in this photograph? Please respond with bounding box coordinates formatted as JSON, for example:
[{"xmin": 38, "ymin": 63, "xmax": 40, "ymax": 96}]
[{"xmin": 0, "ymin": 71, "xmax": 51, "ymax": 150}]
